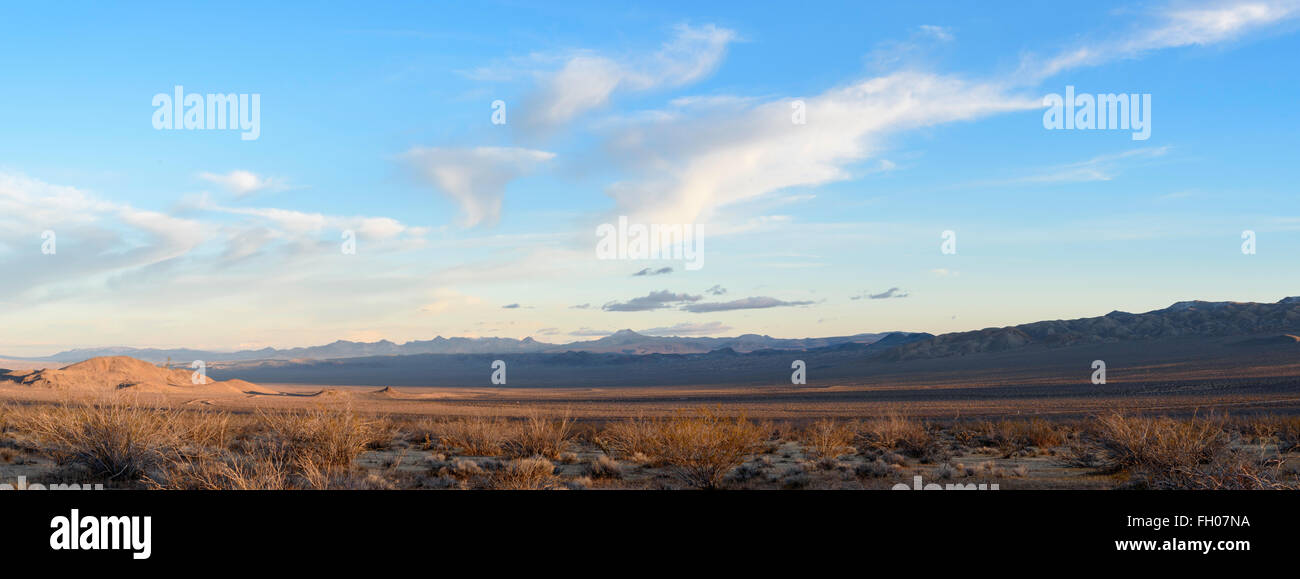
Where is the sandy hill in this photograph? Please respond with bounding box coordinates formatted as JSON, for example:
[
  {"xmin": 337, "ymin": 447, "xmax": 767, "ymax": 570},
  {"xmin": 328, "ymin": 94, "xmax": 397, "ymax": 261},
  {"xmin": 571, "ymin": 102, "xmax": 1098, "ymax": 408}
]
[{"xmin": 3, "ymin": 356, "xmax": 267, "ymax": 395}]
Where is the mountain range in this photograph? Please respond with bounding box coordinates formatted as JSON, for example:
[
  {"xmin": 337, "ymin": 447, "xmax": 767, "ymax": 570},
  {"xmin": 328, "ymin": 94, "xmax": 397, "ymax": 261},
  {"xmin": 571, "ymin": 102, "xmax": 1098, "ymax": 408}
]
[
  {"xmin": 20, "ymin": 330, "xmax": 896, "ymax": 363},
  {"xmin": 11, "ymin": 298, "xmax": 1300, "ymax": 372}
]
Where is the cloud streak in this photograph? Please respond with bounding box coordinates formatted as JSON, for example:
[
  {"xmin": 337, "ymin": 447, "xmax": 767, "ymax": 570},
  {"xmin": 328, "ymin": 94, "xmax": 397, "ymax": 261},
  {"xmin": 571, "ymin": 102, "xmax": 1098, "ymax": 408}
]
[
  {"xmin": 520, "ymin": 23, "xmax": 736, "ymax": 134},
  {"xmin": 681, "ymin": 296, "xmax": 814, "ymax": 313},
  {"xmin": 602, "ymin": 290, "xmax": 702, "ymax": 312},
  {"xmin": 602, "ymin": 72, "xmax": 1039, "ymax": 224},
  {"xmin": 1031, "ymin": 0, "xmax": 1300, "ymax": 79},
  {"xmin": 401, "ymin": 146, "xmax": 555, "ymax": 227}
]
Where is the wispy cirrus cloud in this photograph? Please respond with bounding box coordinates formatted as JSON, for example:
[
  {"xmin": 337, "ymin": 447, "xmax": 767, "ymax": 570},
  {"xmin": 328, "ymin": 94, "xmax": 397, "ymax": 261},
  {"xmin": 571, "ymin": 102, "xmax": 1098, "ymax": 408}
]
[
  {"xmin": 602, "ymin": 72, "xmax": 1039, "ymax": 224},
  {"xmin": 973, "ymin": 146, "xmax": 1172, "ymax": 186},
  {"xmin": 1030, "ymin": 0, "xmax": 1300, "ymax": 80},
  {"xmin": 518, "ymin": 23, "xmax": 737, "ymax": 134},
  {"xmin": 0, "ymin": 172, "xmax": 205, "ymax": 301},
  {"xmin": 401, "ymin": 146, "xmax": 555, "ymax": 227}
]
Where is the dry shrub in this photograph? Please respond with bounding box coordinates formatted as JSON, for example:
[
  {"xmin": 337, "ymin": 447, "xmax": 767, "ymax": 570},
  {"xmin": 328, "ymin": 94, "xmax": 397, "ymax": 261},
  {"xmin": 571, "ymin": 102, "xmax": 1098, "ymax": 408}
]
[
  {"xmin": 854, "ymin": 459, "xmax": 893, "ymax": 479},
  {"xmin": 1086, "ymin": 415, "xmax": 1299, "ymax": 490},
  {"xmin": 504, "ymin": 413, "xmax": 573, "ymax": 459},
  {"xmin": 801, "ymin": 419, "xmax": 856, "ymax": 459},
  {"xmin": 859, "ymin": 411, "xmax": 936, "ymax": 458},
  {"xmin": 586, "ymin": 454, "xmax": 623, "ymax": 479},
  {"xmin": 1085, "ymin": 413, "xmax": 1286, "ymax": 488},
  {"xmin": 1239, "ymin": 415, "xmax": 1300, "ymax": 452},
  {"xmin": 1163, "ymin": 453, "xmax": 1299, "ymax": 490},
  {"xmin": 1008, "ymin": 418, "xmax": 1064, "ymax": 449},
  {"xmin": 479, "ymin": 457, "xmax": 560, "ymax": 490},
  {"xmin": 436, "ymin": 416, "xmax": 516, "ymax": 456},
  {"xmin": 148, "ymin": 449, "xmax": 293, "ymax": 490},
  {"xmin": 1054, "ymin": 437, "xmax": 1105, "ymax": 469},
  {"xmin": 364, "ymin": 416, "xmax": 400, "ymax": 450},
  {"xmin": 396, "ymin": 417, "xmax": 441, "ymax": 448},
  {"xmin": 652, "ymin": 408, "xmax": 765, "ymax": 490},
  {"xmin": 1093, "ymin": 413, "xmax": 1228, "ymax": 474},
  {"xmin": 257, "ymin": 407, "xmax": 376, "ymax": 473},
  {"xmin": 149, "ymin": 406, "xmax": 375, "ymax": 490},
  {"xmin": 1276, "ymin": 416, "xmax": 1300, "ymax": 452},
  {"xmin": 594, "ymin": 416, "xmax": 662, "ymax": 460},
  {"xmin": 8, "ymin": 398, "xmax": 203, "ymax": 480},
  {"xmin": 974, "ymin": 418, "xmax": 1063, "ymax": 455}
]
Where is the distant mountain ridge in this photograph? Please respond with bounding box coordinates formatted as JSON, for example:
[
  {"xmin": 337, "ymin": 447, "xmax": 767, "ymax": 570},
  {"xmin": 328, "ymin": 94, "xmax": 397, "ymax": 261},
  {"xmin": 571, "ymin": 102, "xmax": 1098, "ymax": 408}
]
[
  {"xmin": 15, "ymin": 297, "xmax": 1300, "ymax": 366},
  {"xmin": 888, "ymin": 296, "xmax": 1300, "ymax": 360},
  {"xmin": 23, "ymin": 330, "xmax": 896, "ymax": 364}
]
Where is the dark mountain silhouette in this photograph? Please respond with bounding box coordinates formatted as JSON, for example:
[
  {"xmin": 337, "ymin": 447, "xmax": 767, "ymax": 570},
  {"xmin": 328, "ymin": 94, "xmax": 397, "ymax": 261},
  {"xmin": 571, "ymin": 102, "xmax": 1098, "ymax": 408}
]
[
  {"xmin": 22, "ymin": 330, "xmax": 895, "ymax": 363},
  {"xmin": 887, "ymin": 297, "xmax": 1300, "ymax": 360}
]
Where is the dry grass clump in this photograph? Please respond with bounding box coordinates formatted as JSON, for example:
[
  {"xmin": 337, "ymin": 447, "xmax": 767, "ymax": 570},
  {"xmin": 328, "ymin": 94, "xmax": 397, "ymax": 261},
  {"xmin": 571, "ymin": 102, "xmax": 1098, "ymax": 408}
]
[
  {"xmin": 1085, "ymin": 413, "xmax": 1297, "ymax": 489},
  {"xmin": 435, "ymin": 416, "xmax": 516, "ymax": 456},
  {"xmin": 650, "ymin": 408, "xmax": 765, "ymax": 490},
  {"xmin": 594, "ymin": 416, "xmax": 662, "ymax": 460},
  {"xmin": 257, "ymin": 407, "xmax": 377, "ymax": 473},
  {"xmin": 148, "ymin": 450, "xmax": 293, "ymax": 490},
  {"xmin": 148, "ymin": 406, "xmax": 377, "ymax": 490},
  {"xmin": 503, "ymin": 413, "xmax": 573, "ymax": 459},
  {"xmin": 801, "ymin": 419, "xmax": 856, "ymax": 459},
  {"xmin": 6, "ymin": 397, "xmax": 226, "ymax": 480},
  {"xmin": 1232, "ymin": 415, "xmax": 1300, "ymax": 452},
  {"xmin": 858, "ymin": 411, "xmax": 938, "ymax": 459},
  {"xmin": 987, "ymin": 418, "xmax": 1065, "ymax": 453},
  {"xmin": 854, "ymin": 459, "xmax": 894, "ymax": 479},
  {"xmin": 1163, "ymin": 453, "xmax": 1299, "ymax": 490},
  {"xmin": 586, "ymin": 454, "xmax": 623, "ymax": 479},
  {"xmin": 1093, "ymin": 413, "xmax": 1228, "ymax": 475},
  {"xmin": 1274, "ymin": 416, "xmax": 1300, "ymax": 452},
  {"xmin": 478, "ymin": 457, "xmax": 561, "ymax": 490},
  {"xmin": 1054, "ymin": 436, "xmax": 1105, "ymax": 469},
  {"xmin": 594, "ymin": 409, "xmax": 764, "ymax": 488}
]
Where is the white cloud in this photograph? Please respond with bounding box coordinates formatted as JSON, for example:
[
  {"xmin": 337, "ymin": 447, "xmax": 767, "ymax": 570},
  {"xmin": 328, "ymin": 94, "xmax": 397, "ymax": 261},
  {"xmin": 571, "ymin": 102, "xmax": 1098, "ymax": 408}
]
[
  {"xmin": 401, "ymin": 146, "xmax": 555, "ymax": 227},
  {"xmin": 1034, "ymin": 0, "xmax": 1300, "ymax": 79},
  {"xmin": 0, "ymin": 171, "xmax": 206, "ymax": 300},
  {"xmin": 918, "ymin": 25, "xmax": 954, "ymax": 42},
  {"xmin": 520, "ymin": 23, "xmax": 736, "ymax": 133},
  {"xmin": 602, "ymin": 72, "xmax": 1039, "ymax": 224},
  {"xmin": 198, "ymin": 170, "xmax": 284, "ymax": 196}
]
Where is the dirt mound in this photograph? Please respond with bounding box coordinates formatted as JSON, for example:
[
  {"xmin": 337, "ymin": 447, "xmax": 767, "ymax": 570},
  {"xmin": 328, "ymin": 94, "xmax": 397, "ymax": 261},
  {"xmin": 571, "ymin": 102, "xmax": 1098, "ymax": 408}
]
[
  {"xmin": 8, "ymin": 356, "xmax": 264, "ymax": 395},
  {"xmin": 220, "ymin": 379, "xmax": 279, "ymax": 395},
  {"xmin": 366, "ymin": 386, "xmax": 402, "ymax": 398},
  {"xmin": 297, "ymin": 388, "xmax": 351, "ymax": 398}
]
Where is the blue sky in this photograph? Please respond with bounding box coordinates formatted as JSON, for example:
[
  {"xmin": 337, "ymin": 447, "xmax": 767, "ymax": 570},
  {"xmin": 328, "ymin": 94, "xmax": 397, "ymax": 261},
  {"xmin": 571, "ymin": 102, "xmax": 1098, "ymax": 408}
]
[{"xmin": 2, "ymin": 0, "xmax": 1299, "ymax": 356}]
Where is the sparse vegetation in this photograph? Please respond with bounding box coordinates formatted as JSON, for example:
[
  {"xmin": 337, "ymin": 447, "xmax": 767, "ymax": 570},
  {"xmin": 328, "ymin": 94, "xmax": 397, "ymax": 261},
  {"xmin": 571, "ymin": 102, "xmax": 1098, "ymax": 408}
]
[
  {"xmin": 586, "ymin": 454, "xmax": 623, "ymax": 479},
  {"xmin": 435, "ymin": 416, "xmax": 515, "ymax": 456},
  {"xmin": 3, "ymin": 396, "xmax": 1299, "ymax": 490},
  {"xmin": 7, "ymin": 397, "xmax": 198, "ymax": 480},
  {"xmin": 802, "ymin": 419, "xmax": 856, "ymax": 460},
  {"xmin": 503, "ymin": 413, "xmax": 573, "ymax": 459},
  {"xmin": 479, "ymin": 457, "xmax": 560, "ymax": 490},
  {"xmin": 649, "ymin": 408, "xmax": 765, "ymax": 489}
]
